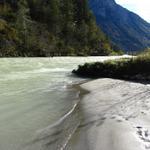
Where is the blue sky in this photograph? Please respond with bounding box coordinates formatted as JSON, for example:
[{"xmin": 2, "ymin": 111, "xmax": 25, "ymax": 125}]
[{"xmin": 115, "ymin": 0, "xmax": 150, "ymax": 22}]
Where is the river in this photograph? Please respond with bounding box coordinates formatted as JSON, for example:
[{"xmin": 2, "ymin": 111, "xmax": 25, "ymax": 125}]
[{"xmin": 0, "ymin": 56, "xmax": 129, "ymax": 150}]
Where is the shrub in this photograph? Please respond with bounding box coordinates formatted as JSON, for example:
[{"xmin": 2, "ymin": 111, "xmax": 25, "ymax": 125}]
[{"xmin": 73, "ymin": 54, "xmax": 150, "ymax": 80}]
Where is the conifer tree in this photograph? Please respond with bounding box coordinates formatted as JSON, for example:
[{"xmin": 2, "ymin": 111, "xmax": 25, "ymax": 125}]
[
  {"xmin": 61, "ymin": 0, "xmax": 75, "ymax": 45},
  {"xmin": 16, "ymin": 0, "xmax": 30, "ymax": 48},
  {"xmin": 46, "ymin": 0, "xmax": 60, "ymax": 34}
]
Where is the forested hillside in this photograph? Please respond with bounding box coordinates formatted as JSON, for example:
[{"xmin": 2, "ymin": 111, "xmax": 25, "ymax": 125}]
[{"xmin": 0, "ymin": 0, "xmax": 117, "ymax": 57}]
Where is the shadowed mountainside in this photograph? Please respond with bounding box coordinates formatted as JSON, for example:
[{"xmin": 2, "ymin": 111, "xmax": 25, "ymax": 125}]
[{"xmin": 89, "ymin": 0, "xmax": 150, "ymax": 51}]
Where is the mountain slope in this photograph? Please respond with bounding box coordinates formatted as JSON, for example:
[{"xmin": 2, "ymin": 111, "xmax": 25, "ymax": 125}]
[
  {"xmin": 0, "ymin": 0, "xmax": 115, "ymax": 57},
  {"xmin": 89, "ymin": 0, "xmax": 150, "ymax": 51}
]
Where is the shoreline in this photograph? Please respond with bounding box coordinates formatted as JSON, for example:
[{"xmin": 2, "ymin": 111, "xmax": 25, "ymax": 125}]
[{"xmin": 67, "ymin": 78, "xmax": 150, "ymax": 150}]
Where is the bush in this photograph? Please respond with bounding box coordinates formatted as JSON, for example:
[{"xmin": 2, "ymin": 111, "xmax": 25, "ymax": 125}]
[{"xmin": 73, "ymin": 54, "xmax": 150, "ymax": 80}]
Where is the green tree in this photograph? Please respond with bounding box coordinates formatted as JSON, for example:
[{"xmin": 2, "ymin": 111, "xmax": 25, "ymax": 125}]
[
  {"xmin": 61, "ymin": 0, "xmax": 75, "ymax": 45},
  {"xmin": 44, "ymin": 0, "xmax": 60, "ymax": 34},
  {"xmin": 16, "ymin": 0, "xmax": 30, "ymax": 45}
]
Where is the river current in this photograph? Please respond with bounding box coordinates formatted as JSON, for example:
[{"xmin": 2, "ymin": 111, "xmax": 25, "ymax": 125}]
[{"xmin": 0, "ymin": 56, "xmax": 127, "ymax": 150}]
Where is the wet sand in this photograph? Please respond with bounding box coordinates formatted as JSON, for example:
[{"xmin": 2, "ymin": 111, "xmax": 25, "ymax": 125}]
[{"xmin": 67, "ymin": 78, "xmax": 150, "ymax": 150}]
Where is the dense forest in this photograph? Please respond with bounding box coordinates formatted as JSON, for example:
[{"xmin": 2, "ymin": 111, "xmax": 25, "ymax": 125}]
[{"xmin": 0, "ymin": 0, "xmax": 120, "ymax": 57}]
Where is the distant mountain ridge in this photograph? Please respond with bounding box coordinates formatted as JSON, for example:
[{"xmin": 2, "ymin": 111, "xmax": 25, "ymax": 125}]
[{"xmin": 89, "ymin": 0, "xmax": 150, "ymax": 51}]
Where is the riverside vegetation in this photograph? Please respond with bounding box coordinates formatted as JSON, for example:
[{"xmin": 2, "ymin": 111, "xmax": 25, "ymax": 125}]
[
  {"xmin": 0, "ymin": 0, "xmax": 122, "ymax": 57},
  {"xmin": 73, "ymin": 49, "xmax": 150, "ymax": 81}
]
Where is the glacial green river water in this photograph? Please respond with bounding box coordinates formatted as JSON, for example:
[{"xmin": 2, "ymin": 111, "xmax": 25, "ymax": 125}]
[{"xmin": 0, "ymin": 57, "xmax": 126, "ymax": 150}]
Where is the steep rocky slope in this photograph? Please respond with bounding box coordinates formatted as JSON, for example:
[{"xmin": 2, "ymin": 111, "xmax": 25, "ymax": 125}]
[{"xmin": 89, "ymin": 0, "xmax": 150, "ymax": 51}]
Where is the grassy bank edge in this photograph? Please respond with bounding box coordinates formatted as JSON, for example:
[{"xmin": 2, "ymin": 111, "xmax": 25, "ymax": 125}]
[{"xmin": 73, "ymin": 52, "xmax": 150, "ymax": 81}]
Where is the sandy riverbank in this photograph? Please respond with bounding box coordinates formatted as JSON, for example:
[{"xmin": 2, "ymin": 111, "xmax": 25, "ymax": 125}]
[{"xmin": 66, "ymin": 78, "xmax": 150, "ymax": 150}]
